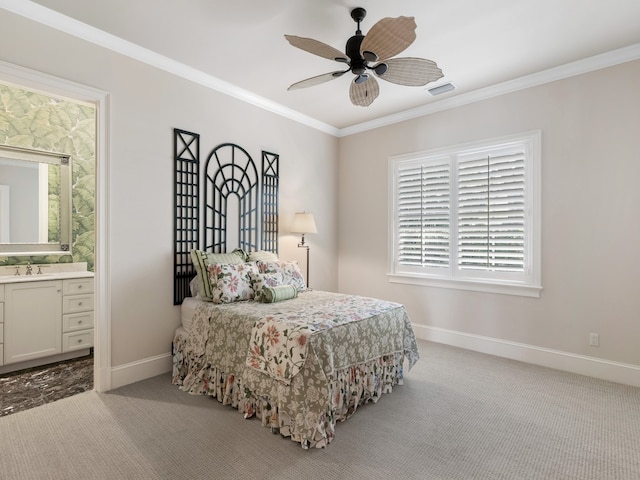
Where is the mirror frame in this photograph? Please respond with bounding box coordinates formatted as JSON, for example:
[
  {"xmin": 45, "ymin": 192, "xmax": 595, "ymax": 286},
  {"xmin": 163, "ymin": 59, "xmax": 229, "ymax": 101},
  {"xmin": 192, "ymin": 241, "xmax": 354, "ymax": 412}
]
[{"xmin": 0, "ymin": 145, "xmax": 72, "ymax": 256}]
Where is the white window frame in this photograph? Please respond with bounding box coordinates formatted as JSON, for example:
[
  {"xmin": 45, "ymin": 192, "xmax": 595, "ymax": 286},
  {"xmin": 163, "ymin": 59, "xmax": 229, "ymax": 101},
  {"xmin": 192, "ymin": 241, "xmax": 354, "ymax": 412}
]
[{"xmin": 388, "ymin": 131, "xmax": 542, "ymax": 297}]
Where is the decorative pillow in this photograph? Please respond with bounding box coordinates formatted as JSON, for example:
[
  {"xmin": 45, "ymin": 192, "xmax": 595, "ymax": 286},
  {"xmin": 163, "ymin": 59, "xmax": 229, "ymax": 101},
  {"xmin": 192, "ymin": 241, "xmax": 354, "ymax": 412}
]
[
  {"xmin": 248, "ymin": 250, "xmax": 279, "ymax": 262},
  {"xmin": 232, "ymin": 248, "xmax": 249, "ymax": 262},
  {"xmin": 248, "ymin": 272, "xmax": 283, "ymax": 302},
  {"xmin": 256, "ymin": 260, "xmax": 306, "ymax": 292},
  {"xmin": 261, "ymin": 284, "xmax": 298, "ymax": 303},
  {"xmin": 189, "ymin": 276, "xmax": 200, "ymax": 298},
  {"xmin": 208, "ymin": 262, "xmax": 258, "ymax": 304},
  {"xmin": 190, "ymin": 249, "xmax": 245, "ymax": 301}
]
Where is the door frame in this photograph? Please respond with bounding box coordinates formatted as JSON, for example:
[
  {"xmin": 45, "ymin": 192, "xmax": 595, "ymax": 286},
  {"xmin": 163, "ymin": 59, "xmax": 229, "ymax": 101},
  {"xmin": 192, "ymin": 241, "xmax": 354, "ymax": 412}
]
[{"xmin": 0, "ymin": 59, "xmax": 111, "ymax": 392}]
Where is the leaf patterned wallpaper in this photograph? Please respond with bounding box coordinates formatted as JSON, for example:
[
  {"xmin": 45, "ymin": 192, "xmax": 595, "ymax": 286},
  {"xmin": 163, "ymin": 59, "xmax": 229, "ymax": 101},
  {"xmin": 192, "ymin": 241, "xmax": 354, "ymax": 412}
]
[{"xmin": 0, "ymin": 83, "xmax": 95, "ymax": 271}]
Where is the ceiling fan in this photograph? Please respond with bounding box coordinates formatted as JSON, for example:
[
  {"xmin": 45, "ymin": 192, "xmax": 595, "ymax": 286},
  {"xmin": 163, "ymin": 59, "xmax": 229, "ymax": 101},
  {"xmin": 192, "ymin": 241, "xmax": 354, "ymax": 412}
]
[{"xmin": 285, "ymin": 7, "xmax": 444, "ymax": 107}]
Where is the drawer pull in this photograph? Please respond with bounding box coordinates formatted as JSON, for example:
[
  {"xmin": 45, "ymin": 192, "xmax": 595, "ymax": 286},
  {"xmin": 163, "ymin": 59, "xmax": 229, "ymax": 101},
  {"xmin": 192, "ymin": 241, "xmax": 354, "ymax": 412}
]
[
  {"xmin": 78, "ymin": 320, "xmax": 83, "ymax": 324},
  {"xmin": 78, "ymin": 302, "xmax": 83, "ymax": 306},
  {"xmin": 78, "ymin": 285, "xmax": 83, "ymax": 289},
  {"xmin": 77, "ymin": 339, "xmax": 83, "ymax": 343}
]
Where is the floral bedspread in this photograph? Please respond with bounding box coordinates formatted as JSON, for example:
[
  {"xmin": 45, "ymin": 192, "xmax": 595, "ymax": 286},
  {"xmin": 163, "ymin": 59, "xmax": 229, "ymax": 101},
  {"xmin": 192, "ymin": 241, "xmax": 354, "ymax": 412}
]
[
  {"xmin": 173, "ymin": 290, "xmax": 419, "ymax": 448},
  {"xmin": 246, "ymin": 295, "xmax": 417, "ymax": 385}
]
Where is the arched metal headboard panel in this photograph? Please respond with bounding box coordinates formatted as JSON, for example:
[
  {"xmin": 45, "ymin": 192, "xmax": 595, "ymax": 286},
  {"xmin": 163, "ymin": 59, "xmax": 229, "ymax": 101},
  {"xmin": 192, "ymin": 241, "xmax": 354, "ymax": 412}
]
[
  {"xmin": 174, "ymin": 132, "xmax": 280, "ymax": 305},
  {"xmin": 204, "ymin": 143, "xmax": 259, "ymax": 254}
]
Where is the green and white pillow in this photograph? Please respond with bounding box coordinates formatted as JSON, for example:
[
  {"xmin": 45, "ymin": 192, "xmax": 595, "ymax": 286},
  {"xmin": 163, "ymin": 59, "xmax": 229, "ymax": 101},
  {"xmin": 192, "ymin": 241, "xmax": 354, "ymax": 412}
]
[
  {"xmin": 261, "ymin": 284, "xmax": 298, "ymax": 303},
  {"xmin": 248, "ymin": 250, "xmax": 279, "ymax": 262},
  {"xmin": 190, "ymin": 249, "xmax": 245, "ymax": 301}
]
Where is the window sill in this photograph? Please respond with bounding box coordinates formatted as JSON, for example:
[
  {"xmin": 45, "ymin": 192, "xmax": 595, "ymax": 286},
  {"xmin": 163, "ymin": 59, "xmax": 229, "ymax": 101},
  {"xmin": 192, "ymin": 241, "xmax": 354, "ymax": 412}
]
[{"xmin": 387, "ymin": 273, "xmax": 542, "ymax": 298}]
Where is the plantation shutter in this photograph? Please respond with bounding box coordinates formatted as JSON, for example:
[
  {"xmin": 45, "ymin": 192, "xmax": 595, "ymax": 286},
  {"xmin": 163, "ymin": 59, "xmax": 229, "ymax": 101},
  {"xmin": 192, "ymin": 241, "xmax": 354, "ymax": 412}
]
[
  {"xmin": 396, "ymin": 161, "xmax": 450, "ymax": 267},
  {"xmin": 457, "ymin": 150, "xmax": 525, "ymax": 272}
]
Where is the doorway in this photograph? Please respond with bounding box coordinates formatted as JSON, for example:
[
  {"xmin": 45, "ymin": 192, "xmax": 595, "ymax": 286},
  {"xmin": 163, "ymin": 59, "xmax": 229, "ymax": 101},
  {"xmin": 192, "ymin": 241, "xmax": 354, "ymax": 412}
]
[{"xmin": 0, "ymin": 60, "xmax": 110, "ymax": 396}]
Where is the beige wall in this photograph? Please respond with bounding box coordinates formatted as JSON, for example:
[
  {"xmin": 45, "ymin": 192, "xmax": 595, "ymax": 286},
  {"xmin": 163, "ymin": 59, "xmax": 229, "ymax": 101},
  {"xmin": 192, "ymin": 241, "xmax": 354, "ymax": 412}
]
[
  {"xmin": 338, "ymin": 59, "xmax": 640, "ymax": 368},
  {"xmin": 0, "ymin": 10, "xmax": 339, "ymax": 369},
  {"xmin": 2, "ymin": 6, "xmax": 639, "ymax": 385}
]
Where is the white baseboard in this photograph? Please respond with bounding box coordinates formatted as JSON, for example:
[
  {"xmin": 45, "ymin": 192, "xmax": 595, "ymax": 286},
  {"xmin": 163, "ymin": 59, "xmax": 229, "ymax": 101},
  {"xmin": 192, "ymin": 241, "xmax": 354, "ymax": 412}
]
[
  {"xmin": 106, "ymin": 326, "xmax": 640, "ymax": 390},
  {"xmin": 413, "ymin": 324, "xmax": 640, "ymax": 388},
  {"xmin": 110, "ymin": 352, "xmax": 173, "ymax": 390}
]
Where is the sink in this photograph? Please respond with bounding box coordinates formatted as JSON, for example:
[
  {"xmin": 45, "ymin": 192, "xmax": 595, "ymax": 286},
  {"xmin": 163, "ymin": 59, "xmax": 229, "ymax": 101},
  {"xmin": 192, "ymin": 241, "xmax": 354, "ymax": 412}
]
[
  {"xmin": 0, "ymin": 272, "xmax": 94, "ymax": 284},
  {"xmin": 0, "ymin": 263, "xmax": 93, "ymax": 283}
]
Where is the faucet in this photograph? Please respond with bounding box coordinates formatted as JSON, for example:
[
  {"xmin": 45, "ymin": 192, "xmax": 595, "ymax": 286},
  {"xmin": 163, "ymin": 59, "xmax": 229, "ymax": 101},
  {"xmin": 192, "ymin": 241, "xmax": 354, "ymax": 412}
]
[{"xmin": 25, "ymin": 263, "xmax": 33, "ymax": 275}]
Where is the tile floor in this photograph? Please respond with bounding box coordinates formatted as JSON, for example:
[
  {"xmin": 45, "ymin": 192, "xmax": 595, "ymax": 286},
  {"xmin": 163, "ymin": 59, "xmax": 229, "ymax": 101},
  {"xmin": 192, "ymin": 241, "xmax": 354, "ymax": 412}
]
[{"xmin": 0, "ymin": 353, "xmax": 93, "ymax": 417}]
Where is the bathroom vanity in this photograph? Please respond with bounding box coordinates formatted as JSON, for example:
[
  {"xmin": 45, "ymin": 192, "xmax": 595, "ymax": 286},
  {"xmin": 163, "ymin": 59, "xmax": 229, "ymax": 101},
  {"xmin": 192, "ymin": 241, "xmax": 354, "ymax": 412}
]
[{"xmin": 0, "ymin": 263, "xmax": 93, "ymax": 373}]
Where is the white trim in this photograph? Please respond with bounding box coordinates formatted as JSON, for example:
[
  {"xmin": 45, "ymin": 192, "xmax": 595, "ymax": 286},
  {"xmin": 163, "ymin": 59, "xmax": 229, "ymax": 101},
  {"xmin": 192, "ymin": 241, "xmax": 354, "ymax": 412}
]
[
  {"xmin": 94, "ymin": 85, "xmax": 111, "ymax": 393},
  {"xmin": 338, "ymin": 43, "xmax": 640, "ymax": 137},
  {"xmin": 0, "ymin": 0, "xmax": 339, "ymax": 137},
  {"xmin": 388, "ymin": 131, "xmax": 541, "ymax": 297},
  {"xmin": 0, "ymin": 185, "xmax": 10, "ymax": 243},
  {"xmin": 1, "ymin": 1, "xmax": 639, "ymax": 138},
  {"xmin": 110, "ymin": 352, "xmax": 173, "ymax": 390},
  {"xmin": 388, "ymin": 274, "xmax": 542, "ymax": 297},
  {"xmin": 0, "ymin": 59, "xmax": 112, "ymax": 393},
  {"xmin": 413, "ymin": 324, "xmax": 640, "ymax": 388}
]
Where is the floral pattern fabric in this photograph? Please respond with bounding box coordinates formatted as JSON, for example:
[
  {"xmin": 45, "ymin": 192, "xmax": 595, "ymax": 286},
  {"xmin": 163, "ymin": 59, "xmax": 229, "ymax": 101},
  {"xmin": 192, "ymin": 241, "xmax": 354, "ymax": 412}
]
[
  {"xmin": 246, "ymin": 315, "xmax": 309, "ymax": 384},
  {"xmin": 246, "ymin": 294, "xmax": 412, "ymax": 385},
  {"xmin": 248, "ymin": 271, "xmax": 283, "ymax": 302},
  {"xmin": 256, "ymin": 260, "xmax": 307, "ymax": 291},
  {"xmin": 207, "ymin": 262, "xmax": 258, "ymax": 304},
  {"xmin": 172, "ymin": 290, "xmax": 420, "ymax": 449}
]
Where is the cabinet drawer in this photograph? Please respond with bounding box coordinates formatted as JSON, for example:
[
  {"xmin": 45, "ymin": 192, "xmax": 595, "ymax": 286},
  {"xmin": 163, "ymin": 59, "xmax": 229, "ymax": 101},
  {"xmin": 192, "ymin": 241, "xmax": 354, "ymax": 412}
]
[
  {"xmin": 62, "ymin": 293, "xmax": 94, "ymax": 314},
  {"xmin": 0, "ymin": 285, "xmax": 4, "ymax": 301},
  {"xmin": 63, "ymin": 278, "xmax": 94, "ymax": 295},
  {"xmin": 62, "ymin": 329, "xmax": 94, "ymax": 352},
  {"xmin": 0, "ymin": 344, "xmax": 3, "ymax": 366},
  {"xmin": 63, "ymin": 311, "xmax": 94, "ymax": 333},
  {"xmin": 0, "ymin": 303, "xmax": 3, "ymax": 323},
  {"xmin": 0, "ymin": 322, "xmax": 3, "ymax": 343}
]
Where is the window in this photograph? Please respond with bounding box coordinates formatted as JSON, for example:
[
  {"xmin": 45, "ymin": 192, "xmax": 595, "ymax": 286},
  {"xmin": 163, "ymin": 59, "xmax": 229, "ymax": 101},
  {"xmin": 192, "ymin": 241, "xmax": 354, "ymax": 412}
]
[{"xmin": 388, "ymin": 131, "xmax": 541, "ymax": 297}]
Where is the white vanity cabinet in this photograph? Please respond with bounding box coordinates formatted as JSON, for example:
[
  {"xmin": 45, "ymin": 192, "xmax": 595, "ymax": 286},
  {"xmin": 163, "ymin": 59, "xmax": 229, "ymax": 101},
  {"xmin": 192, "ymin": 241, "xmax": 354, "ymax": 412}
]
[
  {"xmin": 62, "ymin": 277, "xmax": 94, "ymax": 352},
  {"xmin": 1, "ymin": 272, "xmax": 94, "ymax": 369},
  {"xmin": 4, "ymin": 280, "xmax": 63, "ymax": 364}
]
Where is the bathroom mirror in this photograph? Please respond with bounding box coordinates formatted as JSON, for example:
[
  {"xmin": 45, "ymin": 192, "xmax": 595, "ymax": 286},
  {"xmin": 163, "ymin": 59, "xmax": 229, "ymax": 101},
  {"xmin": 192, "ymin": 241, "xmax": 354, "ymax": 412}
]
[{"xmin": 0, "ymin": 145, "xmax": 72, "ymax": 256}]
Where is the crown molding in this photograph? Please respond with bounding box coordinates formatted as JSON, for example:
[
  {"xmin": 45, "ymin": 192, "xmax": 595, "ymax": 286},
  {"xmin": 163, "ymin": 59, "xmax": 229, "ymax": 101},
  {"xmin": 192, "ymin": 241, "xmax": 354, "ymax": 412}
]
[
  {"xmin": 338, "ymin": 42, "xmax": 640, "ymax": 137},
  {"xmin": 0, "ymin": 0, "xmax": 340, "ymax": 137},
  {"xmin": 2, "ymin": 1, "xmax": 639, "ymax": 139}
]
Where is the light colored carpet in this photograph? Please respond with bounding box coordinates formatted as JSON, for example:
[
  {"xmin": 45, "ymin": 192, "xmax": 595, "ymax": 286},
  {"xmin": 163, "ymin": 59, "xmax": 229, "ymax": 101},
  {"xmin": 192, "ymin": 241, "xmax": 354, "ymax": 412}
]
[{"xmin": 1, "ymin": 340, "xmax": 639, "ymax": 480}]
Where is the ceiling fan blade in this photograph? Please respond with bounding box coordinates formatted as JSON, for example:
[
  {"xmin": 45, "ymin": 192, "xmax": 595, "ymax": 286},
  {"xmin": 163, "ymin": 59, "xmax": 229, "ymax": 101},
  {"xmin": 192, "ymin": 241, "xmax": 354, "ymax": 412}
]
[
  {"xmin": 360, "ymin": 16, "xmax": 417, "ymax": 62},
  {"xmin": 288, "ymin": 70, "xmax": 348, "ymax": 91},
  {"xmin": 349, "ymin": 76, "xmax": 380, "ymax": 107},
  {"xmin": 375, "ymin": 57, "xmax": 444, "ymax": 86},
  {"xmin": 284, "ymin": 35, "xmax": 349, "ymax": 62}
]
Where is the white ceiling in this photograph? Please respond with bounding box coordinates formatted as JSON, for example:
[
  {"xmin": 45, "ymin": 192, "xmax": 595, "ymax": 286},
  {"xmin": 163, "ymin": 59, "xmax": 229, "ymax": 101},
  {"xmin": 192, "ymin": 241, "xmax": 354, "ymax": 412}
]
[{"xmin": 16, "ymin": 0, "xmax": 640, "ymax": 132}]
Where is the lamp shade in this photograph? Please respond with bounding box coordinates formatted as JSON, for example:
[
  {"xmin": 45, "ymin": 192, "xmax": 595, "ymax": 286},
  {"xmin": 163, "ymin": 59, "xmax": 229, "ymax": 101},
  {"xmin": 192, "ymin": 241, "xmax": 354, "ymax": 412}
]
[{"xmin": 290, "ymin": 212, "xmax": 318, "ymax": 234}]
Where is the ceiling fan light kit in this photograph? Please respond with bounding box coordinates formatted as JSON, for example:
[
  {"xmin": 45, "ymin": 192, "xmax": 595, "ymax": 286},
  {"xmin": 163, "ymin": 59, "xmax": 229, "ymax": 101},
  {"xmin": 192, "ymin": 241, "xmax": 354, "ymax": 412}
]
[{"xmin": 285, "ymin": 7, "xmax": 444, "ymax": 107}]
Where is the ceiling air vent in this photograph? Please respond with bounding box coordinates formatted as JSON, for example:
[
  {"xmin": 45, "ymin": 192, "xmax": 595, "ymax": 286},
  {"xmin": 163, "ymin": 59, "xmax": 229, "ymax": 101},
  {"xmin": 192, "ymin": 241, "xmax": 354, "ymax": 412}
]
[{"xmin": 428, "ymin": 82, "xmax": 455, "ymax": 96}]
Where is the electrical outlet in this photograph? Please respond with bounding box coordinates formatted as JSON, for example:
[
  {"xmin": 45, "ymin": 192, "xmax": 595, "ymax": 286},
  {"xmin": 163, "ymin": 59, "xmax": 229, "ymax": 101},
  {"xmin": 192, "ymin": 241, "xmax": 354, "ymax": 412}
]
[{"xmin": 589, "ymin": 333, "xmax": 600, "ymax": 347}]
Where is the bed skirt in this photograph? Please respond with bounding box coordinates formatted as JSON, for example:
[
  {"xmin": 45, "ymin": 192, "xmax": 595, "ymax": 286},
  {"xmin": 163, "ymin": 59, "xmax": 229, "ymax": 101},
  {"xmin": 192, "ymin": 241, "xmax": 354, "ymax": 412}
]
[{"xmin": 172, "ymin": 330, "xmax": 407, "ymax": 449}]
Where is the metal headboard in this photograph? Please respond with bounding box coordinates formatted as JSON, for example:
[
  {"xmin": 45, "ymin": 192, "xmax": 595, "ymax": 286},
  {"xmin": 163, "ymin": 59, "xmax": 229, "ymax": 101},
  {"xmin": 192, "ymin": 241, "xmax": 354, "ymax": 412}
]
[
  {"xmin": 261, "ymin": 151, "xmax": 279, "ymax": 252},
  {"xmin": 173, "ymin": 129, "xmax": 200, "ymax": 305},
  {"xmin": 173, "ymin": 129, "xmax": 279, "ymax": 304},
  {"xmin": 204, "ymin": 143, "xmax": 259, "ymax": 254}
]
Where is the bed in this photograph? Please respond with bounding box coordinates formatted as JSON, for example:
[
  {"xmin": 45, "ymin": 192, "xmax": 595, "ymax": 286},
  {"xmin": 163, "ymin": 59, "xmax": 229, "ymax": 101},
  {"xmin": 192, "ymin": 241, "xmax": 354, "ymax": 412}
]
[
  {"xmin": 171, "ymin": 134, "xmax": 419, "ymax": 448},
  {"xmin": 172, "ymin": 285, "xmax": 419, "ymax": 448}
]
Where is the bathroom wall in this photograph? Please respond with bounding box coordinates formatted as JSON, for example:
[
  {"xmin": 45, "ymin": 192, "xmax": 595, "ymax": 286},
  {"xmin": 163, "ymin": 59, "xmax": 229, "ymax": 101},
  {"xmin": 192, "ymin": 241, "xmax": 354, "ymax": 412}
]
[{"xmin": 0, "ymin": 83, "xmax": 96, "ymax": 270}]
